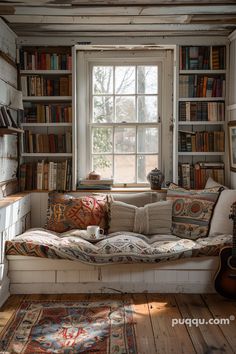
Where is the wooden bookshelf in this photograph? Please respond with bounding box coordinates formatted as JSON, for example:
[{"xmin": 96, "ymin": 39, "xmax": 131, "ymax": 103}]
[
  {"xmin": 175, "ymin": 44, "xmax": 227, "ymax": 189},
  {"xmin": 19, "ymin": 45, "xmax": 73, "ymax": 192}
]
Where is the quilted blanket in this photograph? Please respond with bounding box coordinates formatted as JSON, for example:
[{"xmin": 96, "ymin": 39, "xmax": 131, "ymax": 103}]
[{"xmin": 5, "ymin": 228, "xmax": 232, "ymax": 265}]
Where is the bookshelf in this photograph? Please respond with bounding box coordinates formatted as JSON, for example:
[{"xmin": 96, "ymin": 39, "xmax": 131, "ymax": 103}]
[
  {"xmin": 175, "ymin": 44, "xmax": 227, "ymax": 189},
  {"xmin": 19, "ymin": 46, "xmax": 73, "ymax": 192}
]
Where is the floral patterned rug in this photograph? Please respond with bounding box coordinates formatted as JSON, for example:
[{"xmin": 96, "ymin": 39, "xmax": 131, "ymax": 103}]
[{"xmin": 0, "ymin": 299, "xmax": 137, "ymax": 353}]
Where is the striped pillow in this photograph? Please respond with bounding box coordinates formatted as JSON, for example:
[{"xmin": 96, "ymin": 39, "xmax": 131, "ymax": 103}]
[{"xmin": 166, "ymin": 183, "xmax": 222, "ymax": 239}]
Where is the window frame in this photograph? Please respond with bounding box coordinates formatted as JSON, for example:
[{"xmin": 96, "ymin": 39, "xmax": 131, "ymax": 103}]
[
  {"xmin": 89, "ymin": 61, "xmax": 161, "ymax": 185},
  {"xmin": 76, "ymin": 48, "xmax": 173, "ymax": 187}
]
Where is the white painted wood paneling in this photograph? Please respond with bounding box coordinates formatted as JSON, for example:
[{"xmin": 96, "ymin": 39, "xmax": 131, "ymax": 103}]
[
  {"xmin": 7, "ymin": 256, "xmax": 218, "ymax": 294},
  {"xmin": 0, "ymin": 18, "xmax": 17, "ymax": 61},
  {"xmin": 0, "ymin": 57, "xmax": 17, "ymax": 89}
]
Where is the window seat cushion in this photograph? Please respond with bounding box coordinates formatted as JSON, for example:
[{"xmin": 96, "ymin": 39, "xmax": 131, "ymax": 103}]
[{"xmin": 5, "ymin": 228, "xmax": 232, "ymax": 265}]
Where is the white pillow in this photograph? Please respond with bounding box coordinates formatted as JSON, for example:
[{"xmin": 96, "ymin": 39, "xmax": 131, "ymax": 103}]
[
  {"xmin": 205, "ymin": 176, "xmax": 227, "ymax": 189},
  {"xmin": 209, "ymin": 189, "xmax": 236, "ymax": 235},
  {"xmin": 109, "ymin": 200, "xmax": 173, "ymax": 235}
]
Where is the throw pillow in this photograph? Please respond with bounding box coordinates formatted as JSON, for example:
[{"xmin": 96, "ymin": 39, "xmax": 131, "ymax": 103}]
[
  {"xmin": 166, "ymin": 183, "xmax": 222, "ymax": 240},
  {"xmin": 45, "ymin": 193, "xmax": 108, "ymax": 233},
  {"xmin": 209, "ymin": 189, "xmax": 236, "ymax": 235},
  {"xmin": 110, "ymin": 191, "xmax": 161, "ymax": 207},
  {"xmin": 205, "ymin": 176, "xmax": 228, "ymax": 189},
  {"xmin": 109, "ymin": 200, "xmax": 173, "ymax": 235}
]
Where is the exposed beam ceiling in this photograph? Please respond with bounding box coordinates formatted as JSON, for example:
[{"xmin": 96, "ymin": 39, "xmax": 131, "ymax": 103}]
[{"xmin": 0, "ymin": 1, "xmax": 235, "ymax": 38}]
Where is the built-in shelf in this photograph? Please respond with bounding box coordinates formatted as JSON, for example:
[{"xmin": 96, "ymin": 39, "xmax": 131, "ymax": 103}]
[
  {"xmin": 179, "ymin": 70, "xmax": 226, "ymax": 74},
  {"xmin": 178, "ymin": 152, "xmax": 225, "ymax": 156},
  {"xmin": 20, "ymin": 70, "xmax": 72, "ymax": 75},
  {"xmin": 23, "ymin": 96, "xmax": 72, "ymax": 101},
  {"xmin": 21, "ymin": 153, "xmax": 73, "ymax": 157},
  {"xmin": 0, "ymin": 127, "xmax": 24, "ymax": 135},
  {"xmin": 178, "ymin": 97, "xmax": 225, "ymax": 102},
  {"xmin": 178, "ymin": 121, "xmax": 225, "ymax": 125},
  {"xmin": 21, "ymin": 123, "xmax": 72, "ymax": 127}
]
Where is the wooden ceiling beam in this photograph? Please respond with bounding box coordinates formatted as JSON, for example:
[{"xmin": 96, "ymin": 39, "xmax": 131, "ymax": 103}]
[
  {"xmin": 9, "ymin": 23, "xmax": 235, "ymax": 32},
  {"xmin": 3, "ymin": 15, "xmax": 192, "ymax": 24},
  {"xmin": 5, "ymin": 5, "xmax": 236, "ymax": 16}
]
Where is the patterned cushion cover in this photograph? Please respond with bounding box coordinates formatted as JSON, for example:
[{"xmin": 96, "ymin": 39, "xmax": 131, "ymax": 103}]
[
  {"xmin": 45, "ymin": 193, "xmax": 108, "ymax": 233},
  {"xmin": 166, "ymin": 183, "xmax": 222, "ymax": 239}
]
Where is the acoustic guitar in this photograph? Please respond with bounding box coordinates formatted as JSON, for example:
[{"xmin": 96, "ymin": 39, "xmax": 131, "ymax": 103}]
[{"xmin": 214, "ymin": 201, "xmax": 236, "ymax": 299}]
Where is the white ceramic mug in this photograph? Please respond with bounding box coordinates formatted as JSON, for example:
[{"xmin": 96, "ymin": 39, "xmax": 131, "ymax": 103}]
[{"xmin": 87, "ymin": 225, "xmax": 104, "ymax": 239}]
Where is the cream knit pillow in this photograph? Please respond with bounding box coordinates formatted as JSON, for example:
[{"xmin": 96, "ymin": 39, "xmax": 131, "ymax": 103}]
[{"xmin": 109, "ymin": 200, "xmax": 173, "ymax": 235}]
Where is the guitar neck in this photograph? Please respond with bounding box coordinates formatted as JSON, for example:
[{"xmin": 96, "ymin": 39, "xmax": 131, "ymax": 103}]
[{"xmin": 233, "ymin": 215, "xmax": 236, "ymax": 256}]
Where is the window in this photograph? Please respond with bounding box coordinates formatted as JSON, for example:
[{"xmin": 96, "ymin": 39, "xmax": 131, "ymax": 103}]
[
  {"xmin": 90, "ymin": 63, "xmax": 160, "ymax": 184},
  {"xmin": 76, "ymin": 48, "xmax": 173, "ymax": 187}
]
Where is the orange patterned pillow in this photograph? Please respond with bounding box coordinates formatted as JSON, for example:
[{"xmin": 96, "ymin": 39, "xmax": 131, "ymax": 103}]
[{"xmin": 45, "ymin": 193, "xmax": 108, "ymax": 233}]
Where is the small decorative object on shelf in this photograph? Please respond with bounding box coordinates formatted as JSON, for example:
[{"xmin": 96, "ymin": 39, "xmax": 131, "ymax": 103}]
[
  {"xmin": 88, "ymin": 171, "xmax": 101, "ymax": 180},
  {"xmin": 147, "ymin": 168, "xmax": 164, "ymax": 190}
]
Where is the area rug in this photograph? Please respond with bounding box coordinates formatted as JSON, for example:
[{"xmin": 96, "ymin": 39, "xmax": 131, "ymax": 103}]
[{"xmin": 0, "ymin": 299, "xmax": 137, "ymax": 353}]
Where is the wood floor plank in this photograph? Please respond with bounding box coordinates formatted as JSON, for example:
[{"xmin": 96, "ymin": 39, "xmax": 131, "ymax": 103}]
[
  {"xmin": 147, "ymin": 294, "xmax": 195, "ymax": 354},
  {"xmin": 131, "ymin": 294, "xmax": 157, "ymax": 354},
  {"xmin": 202, "ymin": 294, "xmax": 236, "ymax": 351},
  {"xmin": 0, "ymin": 295, "xmax": 24, "ymax": 335},
  {"xmin": 175, "ymin": 294, "xmax": 234, "ymax": 354}
]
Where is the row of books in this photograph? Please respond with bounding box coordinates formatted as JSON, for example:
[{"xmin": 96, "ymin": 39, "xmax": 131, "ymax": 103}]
[
  {"xmin": 179, "ymin": 101, "xmax": 224, "ymax": 122},
  {"xmin": 178, "ymin": 162, "xmax": 224, "ymax": 189},
  {"xmin": 23, "ymin": 130, "xmax": 72, "ymax": 153},
  {"xmin": 23, "ymin": 103, "xmax": 72, "ymax": 123},
  {"xmin": 0, "ymin": 106, "xmax": 18, "ymax": 128},
  {"xmin": 178, "ymin": 130, "xmax": 224, "ymax": 152},
  {"xmin": 20, "ymin": 50, "xmax": 72, "ymax": 71},
  {"xmin": 180, "ymin": 46, "xmax": 226, "ymax": 70},
  {"xmin": 77, "ymin": 178, "xmax": 114, "ymax": 190},
  {"xmin": 20, "ymin": 160, "xmax": 72, "ymax": 191},
  {"xmin": 179, "ymin": 75, "xmax": 225, "ymax": 98},
  {"xmin": 21, "ymin": 76, "xmax": 72, "ymax": 97}
]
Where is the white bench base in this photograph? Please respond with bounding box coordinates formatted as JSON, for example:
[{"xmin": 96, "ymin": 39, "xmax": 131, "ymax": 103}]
[{"xmin": 7, "ymin": 255, "xmax": 219, "ymax": 294}]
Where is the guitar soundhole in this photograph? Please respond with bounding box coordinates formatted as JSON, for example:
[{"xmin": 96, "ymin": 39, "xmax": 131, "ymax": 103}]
[{"xmin": 227, "ymin": 256, "xmax": 236, "ymax": 270}]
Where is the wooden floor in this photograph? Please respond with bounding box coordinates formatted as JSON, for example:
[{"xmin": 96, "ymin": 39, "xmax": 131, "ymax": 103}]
[{"xmin": 0, "ymin": 294, "xmax": 236, "ymax": 353}]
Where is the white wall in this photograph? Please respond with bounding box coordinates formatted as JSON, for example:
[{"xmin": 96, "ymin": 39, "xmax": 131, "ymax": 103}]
[
  {"xmin": 0, "ymin": 19, "xmax": 18, "ymax": 193},
  {"xmin": 229, "ymin": 30, "xmax": 236, "ymax": 188}
]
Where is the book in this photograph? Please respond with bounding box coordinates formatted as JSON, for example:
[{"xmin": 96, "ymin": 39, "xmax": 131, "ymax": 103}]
[{"xmin": 80, "ymin": 178, "xmax": 114, "ymax": 185}]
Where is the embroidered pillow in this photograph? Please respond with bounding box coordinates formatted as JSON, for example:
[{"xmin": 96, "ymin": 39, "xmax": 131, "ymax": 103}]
[
  {"xmin": 166, "ymin": 183, "xmax": 222, "ymax": 239},
  {"xmin": 109, "ymin": 200, "xmax": 173, "ymax": 235},
  {"xmin": 46, "ymin": 193, "xmax": 108, "ymax": 233}
]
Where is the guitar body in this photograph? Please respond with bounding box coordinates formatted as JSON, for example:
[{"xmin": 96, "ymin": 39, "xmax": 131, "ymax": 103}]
[{"xmin": 214, "ymin": 247, "xmax": 236, "ymax": 299}]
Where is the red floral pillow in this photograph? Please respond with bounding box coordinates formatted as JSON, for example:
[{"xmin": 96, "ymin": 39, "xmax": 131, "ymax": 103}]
[{"xmin": 45, "ymin": 193, "xmax": 108, "ymax": 233}]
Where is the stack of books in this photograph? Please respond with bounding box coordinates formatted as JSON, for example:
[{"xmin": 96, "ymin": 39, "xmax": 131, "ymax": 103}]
[
  {"xmin": 178, "ymin": 130, "xmax": 225, "ymax": 152},
  {"xmin": 20, "ymin": 49, "xmax": 72, "ymax": 70},
  {"xmin": 178, "ymin": 162, "xmax": 224, "ymax": 189},
  {"xmin": 23, "ymin": 130, "xmax": 72, "ymax": 153},
  {"xmin": 21, "ymin": 75, "xmax": 72, "ymax": 97},
  {"xmin": 23, "ymin": 103, "xmax": 72, "ymax": 123},
  {"xmin": 20, "ymin": 159, "xmax": 72, "ymax": 191},
  {"xmin": 77, "ymin": 179, "xmax": 114, "ymax": 190},
  {"xmin": 0, "ymin": 106, "xmax": 18, "ymax": 128},
  {"xmin": 179, "ymin": 101, "xmax": 224, "ymax": 122}
]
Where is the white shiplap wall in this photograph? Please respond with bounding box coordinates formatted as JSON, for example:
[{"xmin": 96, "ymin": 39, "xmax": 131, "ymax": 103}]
[{"xmin": 0, "ymin": 19, "xmax": 18, "ymax": 188}]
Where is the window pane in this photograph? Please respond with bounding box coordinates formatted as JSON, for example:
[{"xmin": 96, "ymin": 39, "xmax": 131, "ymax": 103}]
[
  {"xmin": 92, "ymin": 155, "xmax": 113, "ymax": 179},
  {"xmin": 138, "ymin": 66, "xmax": 158, "ymax": 94},
  {"xmin": 93, "ymin": 96, "xmax": 113, "ymax": 122},
  {"xmin": 138, "ymin": 127, "xmax": 158, "ymax": 153},
  {"xmin": 92, "ymin": 127, "xmax": 112, "ymax": 153},
  {"xmin": 115, "ymin": 66, "xmax": 135, "ymax": 94},
  {"xmin": 115, "ymin": 96, "xmax": 135, "ymax": 122},
  {"xmin": 114, "ymin": 127, "xmax": 136, "ymax": 153},
  {"xmin": 93, "ymin": 66, "xmax": 113, "ymax": 94},
  {"xmin": 138, "ymin": 96, "xmax": 158, "ymax": 122},
  {"xmin": 137, "ymin": 155, "xmax": 158, "ymax": 183},
  {"xmin": 114, "ymin": 155, "xmax": 135, "ymax": 183}
]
